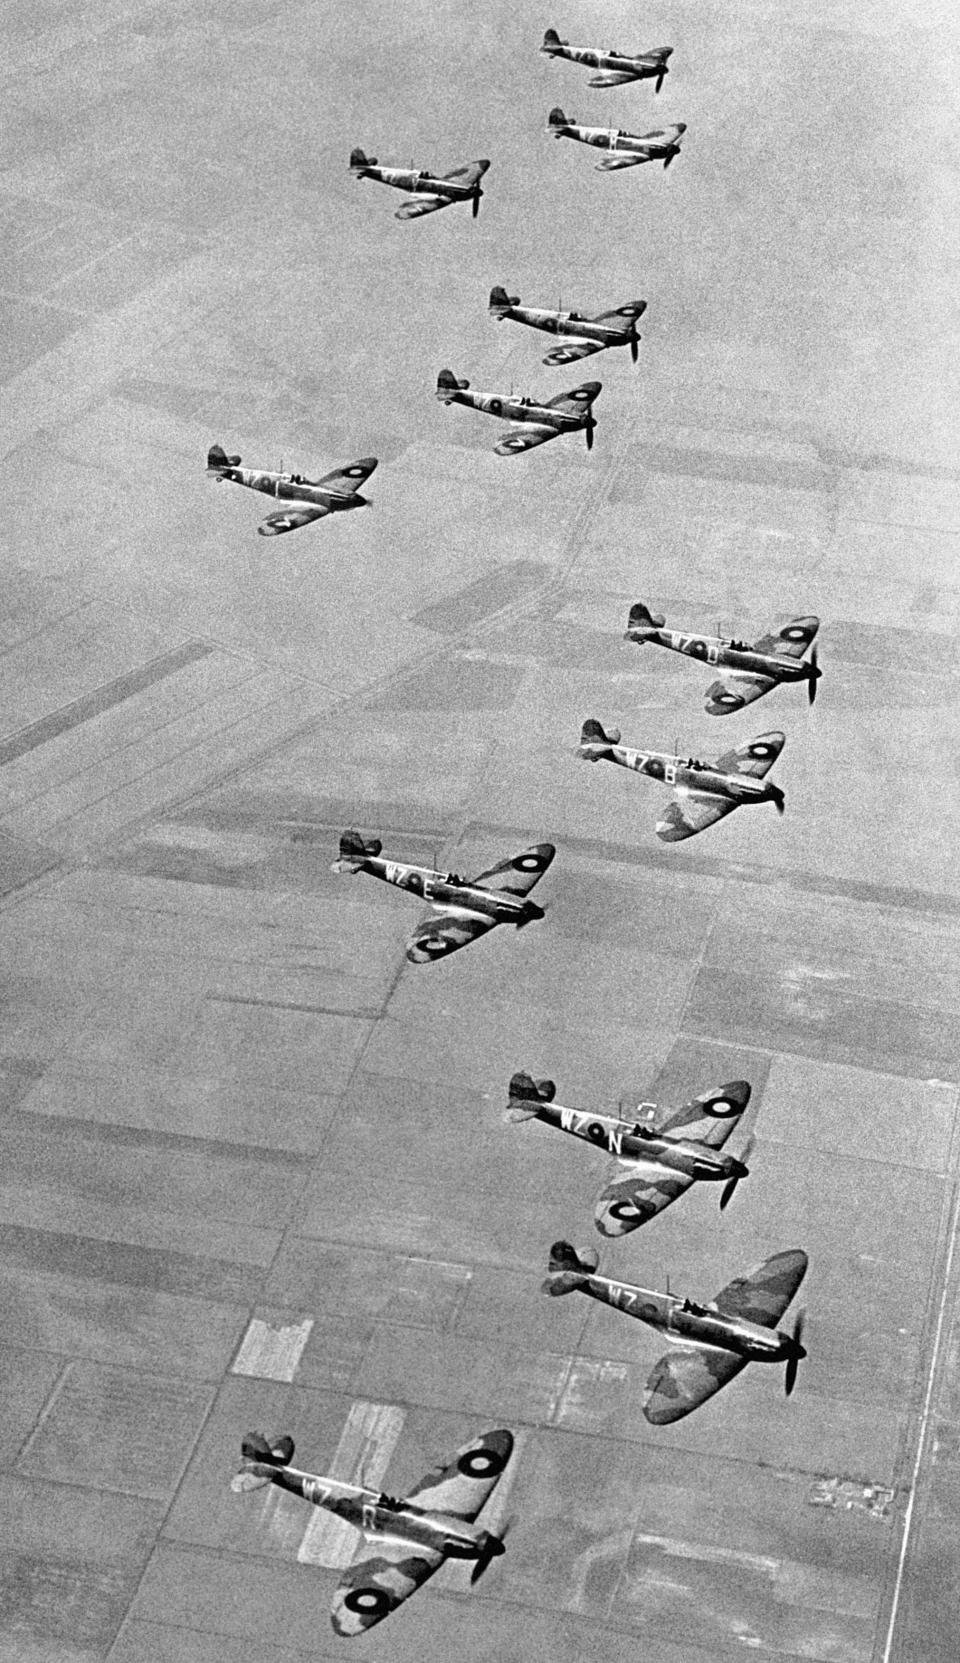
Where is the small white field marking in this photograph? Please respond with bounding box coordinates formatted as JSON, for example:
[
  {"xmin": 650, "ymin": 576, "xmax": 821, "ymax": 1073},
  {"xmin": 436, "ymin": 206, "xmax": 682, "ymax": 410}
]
[
  {"xmin": 298, "ymin": 1400, "xmax": 406, "ymax": 1570},
  {"xmin": 232, "ymin": 1317, "xmax": 314, "ymax": 1382},
  {"xmin": 437, "ymin": 1427, "xmax": 529, "ymax": 1591},
  {"xmin": 632, "ymin": 1534, "xmax": 779, "ymax": 1575},
  {"xmin": 881, "ymin": 1180, "xmax": 960, "ymax": 1663}
]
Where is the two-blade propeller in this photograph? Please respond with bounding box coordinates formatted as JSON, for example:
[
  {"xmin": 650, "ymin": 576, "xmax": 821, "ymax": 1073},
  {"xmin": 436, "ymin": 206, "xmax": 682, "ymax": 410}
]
[
  {"xmin": 784, "ymin": 1309, "xmax": 806, "ymax": 1397},
  {"xmin": 719, "ymin": 1135, "xmax": 754, "ymax": 1211},
  {"xmin": 655, "ymin": 69, "xmax": 668, "ymax": 94},
  {"xmin": 807, "ymin": 643, "xmax": 821, "ymax": 705},
  {"xmin": 470, "ymin": 1518, "xmax": 513, "ymax": 1584}
]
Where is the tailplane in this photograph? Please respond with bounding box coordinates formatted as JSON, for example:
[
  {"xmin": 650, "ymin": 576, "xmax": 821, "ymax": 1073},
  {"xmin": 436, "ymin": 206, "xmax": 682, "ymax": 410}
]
[
  {"xmin": 542, "ymin": 1240, "xmax": 599, "ymax": 1296},
  {"xmin": 505, "ymin": 1071, "xmax": 556, "ymax": 1122},
  {"xmin": 577, "ymin": 718, "xmax": 621, "ymax": 759},
  {"xmin": 231, "ymin": 1432, "xmax": 295, "ymax": 1493},
  {"xmin": 436, "ymin": 369, "xmax": 470, "ymax": 401},
  {"xmin": 207, "ymin": 443, "xmax": 241, "ymax": 472},
  {"xmin": 331, "ymin": 829, "xmax": 382, "ymax": 875},
  {"xmin": 625, "ymin": 601, "xmax": 666, "ymax": 639},
  {"xmin": 489, "ymin": 285, "xmax": 520, "ymax": 318}
]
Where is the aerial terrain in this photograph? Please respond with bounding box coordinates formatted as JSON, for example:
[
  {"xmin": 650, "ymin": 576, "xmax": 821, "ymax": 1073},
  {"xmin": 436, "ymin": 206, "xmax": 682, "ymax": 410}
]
[{"xmin": 0, "ymin": 2, "xmax": 958, "ymax": 1660}]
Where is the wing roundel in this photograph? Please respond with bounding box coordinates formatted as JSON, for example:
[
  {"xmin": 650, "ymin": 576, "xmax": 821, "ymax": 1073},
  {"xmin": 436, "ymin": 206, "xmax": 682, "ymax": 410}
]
[{"xmin": 643, "ymin": 1347, "xmax": 747, "ymax": 1424}]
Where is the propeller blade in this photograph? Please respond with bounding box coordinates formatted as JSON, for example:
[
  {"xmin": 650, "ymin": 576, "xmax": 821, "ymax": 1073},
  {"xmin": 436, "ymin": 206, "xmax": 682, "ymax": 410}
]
[
  {"xmin": 655, "ymin": 71, "xmax": 666, "ymax": 93},
  {"xmin": 720, "ymin": 1134, "xmax": 755, "ymax": 1210},
  {"xmin": 470, "ymin": 1520, "xmax": 512, "ymax": 1584},
  {"xmin": 663, "ymin": 150, "xmax": 674, "ymax": 169},
  {"xmin": 585, "ymin": 421, "xmax": 595, "ymax": 452},
  {"xmin": 472, "ymin": 190, "xmax": 481, "ymax": 219},
  {"xmin": 784, "ymin": 1309, "xmax": 806, "ymax": 1397},
  {"xmin": 630, "ymin": 335, "xmax": 639, "ymax": 365},
  {"xmin": 807, "ymin": 643, "xmax": 819, "ymax": 705}
]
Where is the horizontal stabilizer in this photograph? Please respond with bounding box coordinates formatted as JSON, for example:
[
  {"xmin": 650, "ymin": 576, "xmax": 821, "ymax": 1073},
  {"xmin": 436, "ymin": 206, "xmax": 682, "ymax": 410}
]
[
  {"xmin": 332, "ymin": 828, "xmax": 382, "ymax": 873},
  {"xmin": 578, "ymin": 717, "xmax": 620, "ymax": 757},
  {"xmin": 207, "ymin": 444, "xmax": 241, "ymax": 470},
  {"xmin": 232, "ymin": 1431, "xmax": 295, "ymax": 1492},
  {"xmin": 626, "ymin": 601, "xmax": 666, "ymax": 635},
  {"xmin": 489, "ymin": 285, "xmax": 520, "ymax": 315},
  {"xmin": 436, "ymin": 368, "xmax": 470, "ymax": 397},
  {"xmin": 505, "ymin": 1071, "xmax": 556, "ymax": 1120},
  {"xmin": 542, "ymin": 1240, "xmax": 598, "ymax": 1294}
]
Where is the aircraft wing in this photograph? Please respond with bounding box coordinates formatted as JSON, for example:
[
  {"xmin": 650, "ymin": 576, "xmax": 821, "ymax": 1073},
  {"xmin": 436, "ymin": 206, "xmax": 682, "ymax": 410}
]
[
  {"xmin": 495, "ymin": 422, "xmax": 561, "ymax": 455},
  {"xmin": 656, "ymin": 1080, "xmax": 751, "ymax": 1145},
  {"xmin": 405, "ymin": 910, "xmax": 496, "ymax": 963},
  {"xmin": 543, "ymin": 337, "xmax": 606, "ymax": 366},
  {"xmin": 406, "ymin": 1428, "xmax": 513, "ymax": 1518},
  {"xmin": 467, "ymin": 842, "xmax": 556, "ymax": 897},
  {"xmin": 441, "ymin": 160, "xmax": 489, "ymax": 188},
  {"xmin": 596, "ymin": 151, "xmax": 650, "ymax": 170},
  {"xmin": 595, "ymin": 1160, "xmax": 693, "ymax": 1236},
  {"xmin": 545, "ymin": 381, "xmax": 602, "ymax": 416},
  {"xmin": 396, "ymin": 193, "xmax": 450, "ymax": 218},
  {"xmin": 643, "ymin": 1345, "xmax": 748, "ymax": 1424},
  {"xmin": 713, "ymin": 732, "xmax": 785, "ymax": 779},
  {"xmin": 710, "ymin": 1248, "xmax": 808, "ymax": 1327},
  {"xmin": 258, "ymin": 502, "xmax": 331, "ymax": 537},
  {"xmin": 590, "ymin": 70, "xmax": 642, "ymax": 86},
  {"xmin": 752, "ymin": 616, "xmax": 819, "ymax": 659},
  {"xmin": 704, "ymin": 672, "xmax": 777, "ymax": 715},
  {"xmin": 316, "ymin": 456, "xmax": 378, "ymax": 496},
  {"xmin": 655, "ymin": 790, "xmax": 738, "ymax": 843},
  {"xmin": 332, "ymin": 1533, "xmax": 444, "ymax": 1636},
  {"xmin": 591, "ymin": 301, "xmax": 647, "ymax": 330}
]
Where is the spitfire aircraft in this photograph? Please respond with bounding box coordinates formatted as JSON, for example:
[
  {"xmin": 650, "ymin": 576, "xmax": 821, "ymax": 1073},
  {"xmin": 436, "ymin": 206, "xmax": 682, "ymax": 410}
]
[
  {"xmin": 232, "ymin": 1428, "xmax": 513, "ymax": 1634},
  {"xmin": 543, "ymin": 1246, "xmax": 808, "ymax": 1422},
  {"xmin": 577, "ymin": 721, "xmax": 786, "ymax": 841},
  {"xmin": 626, "ymin": 604, "xmax": 822, "ymax": 714},
  {"xmin": 489, "ymin": 287, "xmax": 647, "ymax": 366},
  {"xmin": 548, "ymin": 107, "xmax": 685, "ymax": 169},
  {"xmin": 206, "ymin": 446, "xmax": 377, "ymax": 537},
  {"xmin": 349, "ymin": 149, "xmax": 489, "ymax": 218},
  {"xmin": 436, "ymin": 370, "xmax": 601, "ymax": 454},
  {"xmin": 506, "ymin": 1073, "xmax": 753, "ymax": 1235},
  {"xmin": 332, "ymin": 831, "xmax": 555, "ymax": 962},
  {"xmin": 540, "ymin": 29, "xmax": 673, "ymax": 91}
]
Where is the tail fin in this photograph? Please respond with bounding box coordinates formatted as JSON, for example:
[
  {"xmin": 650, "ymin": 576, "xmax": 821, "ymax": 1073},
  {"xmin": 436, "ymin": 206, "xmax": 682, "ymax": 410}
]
[
  {"xmin": 489, "ymin": 286, "xmax": 520, "ymax": 317},
  {"xmin": 625, "ymin": 602, "xmax": 666, "ymax": 637},
  {"xmin": 541, "ymin": 1240, "xmax": 599, "ymax": 1297},
  {"xmin": 232, "ymin": 1432, "xmax": 295, "ymax": 1493},
  {"xmin": 436, "ymin": 369, "xmax": 470, "ymax": 400},
  {"xmin": 505, "ymin": 1070, "xmax": 556, "ymax": 1122},
  {"xmin": 350, "ymin": 147, "xmax": 376, "ymax": 173},
  {"xmin": 542, "ymin": 28, "xmax": 565, "ymax": 49},
  {"xmin": 548, "ymin": 107, "xmax": 570, "ymax": 131},
  {"xmin": 577, "ymin": 718, "xmax": 620, "ymax": 758},
  {"xmin": 331, "ymin": 828, "xmax": 382, "ymax": 875},
  {"xmin": 207, "ymin": 443, "xmax": 241, "ymax": 471}
]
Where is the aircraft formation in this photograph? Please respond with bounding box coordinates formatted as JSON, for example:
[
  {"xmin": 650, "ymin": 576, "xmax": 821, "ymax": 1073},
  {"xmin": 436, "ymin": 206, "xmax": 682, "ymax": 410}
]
[{"xmin": 208, "ymin": 24, "xmax": 825, "ymax": 1640}]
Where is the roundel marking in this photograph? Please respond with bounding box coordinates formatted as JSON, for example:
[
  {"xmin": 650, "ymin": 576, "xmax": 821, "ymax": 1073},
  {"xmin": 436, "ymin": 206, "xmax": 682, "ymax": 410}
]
[
  {"xmin": 704, "ymin": 1098, "xmax": 737, "ymax": 1117},
  {"xmin": 459, "ymin": 1446, "xmax": 507, "ymax": 1478},
  {"xmin": 783, "ymin": 625, "xmax": 808, "ymax": 640},
  {"xmin": 586, "ymin": 1121, "xmax": 607, "ymax": 1144},
  {"xmin": 344, "ymin": 1587, "xmax": 392, "ymax": 1618},
  {"xmin": 609, "ymin": 1199, "xmax": 644, "ymax": 1222},
  {"xmin": 489, "ymin": 398, "xmax": 502, "ymax": 417},
  {"xmin": 345, "ymin": 466, "xmax": 366, "ymax": 478},
  {"xmin": 716, "ymin": 691, "xmax": 739, "ymax": 705},
  {"xmin": 749, "ymin": 743, "xmax": 773, "ymax": 757},
  {"xmin": 515, "ymin": 853, "xmax": 543, "ymax": 871}
]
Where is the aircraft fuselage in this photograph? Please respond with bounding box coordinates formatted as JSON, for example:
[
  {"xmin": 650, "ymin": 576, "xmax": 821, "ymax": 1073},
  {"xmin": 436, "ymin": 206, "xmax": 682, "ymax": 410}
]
[
  {"xmin": 336, "ymin": 853, "xmax": 541, "ymax": 925},
  {"xmin": 523, "ymin": 1099, "xmax": 744, "ymax": 1180},
  {"xmin": 572, "ymin": 1274, "xmax": 799, "ymax": 1364},
  {"xmin": 543, "ymin": 43, "xmax": 662, "ymax": 78},
  {"xmin": 356, "ymin": 165, "xmax": 474, "ymax": 199},
  {"xmin": 628, "ymin": 625, "xmax": 812, "ymax": 683},
  {"xmin": 440, "ymin": 387, "xmax": 583, "ymax": 429},
  {"xmin": 252, "ymin": 1465, "xmax": 488, "ymax": 1557},
  {"xmin": 501, "ymin": 305, "xmax": 629, "ymax": 345},
  {"xmin": 211, "ymin": 466, "xmax": 367, "ymax": 511},
  {"xmin": 599, "ymin": 745, "xmax": 777, "ymax": 805}
]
